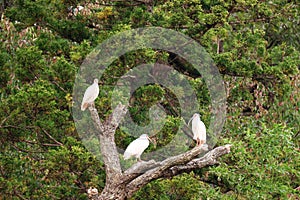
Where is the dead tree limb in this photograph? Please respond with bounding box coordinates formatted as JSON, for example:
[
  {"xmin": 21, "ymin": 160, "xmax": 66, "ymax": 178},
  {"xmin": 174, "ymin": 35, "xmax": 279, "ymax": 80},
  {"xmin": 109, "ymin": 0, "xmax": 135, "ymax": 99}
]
[
  {"xmin": 87, "ymin": 104, "xmax": 231, "ymax": 200},
  {"xmin": 88, "ymin": 104, "xmax": 127, "ymax": 188},
  {"xmin": 162, "ymin": 144, "xmax": 232, "ymax": 178}
]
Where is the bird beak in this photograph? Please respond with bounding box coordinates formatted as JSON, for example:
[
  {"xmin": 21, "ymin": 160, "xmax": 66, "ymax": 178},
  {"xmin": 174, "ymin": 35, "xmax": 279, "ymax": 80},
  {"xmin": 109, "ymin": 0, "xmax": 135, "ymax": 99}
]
[
  {"xmin": 147, "ymin": 136, "xmax": 153, "ymax": 143},
  {"xmin": 147, "ymin": 136, "xmax": 157, "ymax": 148},
  {"xmin": 187, "ymin": 115, "xmax": 194, "ymax": 126}
]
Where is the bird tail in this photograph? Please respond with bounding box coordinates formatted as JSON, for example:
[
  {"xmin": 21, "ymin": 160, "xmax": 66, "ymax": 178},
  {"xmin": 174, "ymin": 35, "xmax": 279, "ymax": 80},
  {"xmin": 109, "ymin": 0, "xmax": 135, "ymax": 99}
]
[{"xmin": 81, "ymin": 102, "xmax": 88, "ymax": 111}]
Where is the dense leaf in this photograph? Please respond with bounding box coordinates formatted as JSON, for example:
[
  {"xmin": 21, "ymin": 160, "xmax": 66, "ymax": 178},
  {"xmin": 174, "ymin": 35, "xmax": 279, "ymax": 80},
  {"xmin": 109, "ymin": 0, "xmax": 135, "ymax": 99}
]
[{"xmin": 0, "ymin": 0, "xmax": 299, "ymax": 199}]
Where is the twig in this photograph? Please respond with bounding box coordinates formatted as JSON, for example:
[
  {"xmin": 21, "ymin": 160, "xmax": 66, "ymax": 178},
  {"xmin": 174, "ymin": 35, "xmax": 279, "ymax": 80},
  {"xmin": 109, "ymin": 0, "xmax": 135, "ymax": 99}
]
[{"xmin": 41, "ymin": 128, "xmax": 63, "ymax": 146}]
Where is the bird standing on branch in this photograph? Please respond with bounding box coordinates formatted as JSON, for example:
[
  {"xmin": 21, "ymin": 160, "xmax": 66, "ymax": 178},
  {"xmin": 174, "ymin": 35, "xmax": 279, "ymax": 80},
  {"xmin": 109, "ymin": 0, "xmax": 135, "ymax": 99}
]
[
  {"xmin": 188, "ymin": 113, "xmax": 206, "ymax": 146},
  {"xmin": 123, "ymin": 134, "xmax": 152, "ymax": 161},
  {"xmin": 81, "ymin": 79, "xmax": 99, "ymax": 111}
]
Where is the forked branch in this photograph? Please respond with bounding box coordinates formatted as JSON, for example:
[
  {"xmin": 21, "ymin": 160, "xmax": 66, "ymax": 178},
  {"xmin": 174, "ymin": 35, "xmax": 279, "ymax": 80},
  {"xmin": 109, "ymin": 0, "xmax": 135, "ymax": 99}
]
[{"xmin": 87, "ymin": 103, "xmax": 231, "ymax": 200}]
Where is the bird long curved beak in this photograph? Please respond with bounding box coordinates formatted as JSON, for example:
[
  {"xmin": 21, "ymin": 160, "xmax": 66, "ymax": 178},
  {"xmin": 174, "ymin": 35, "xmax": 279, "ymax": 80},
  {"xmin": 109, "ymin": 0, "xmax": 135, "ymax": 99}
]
[
  {"xmin": 147, "ymin": 136, "xmax": 157, "ymax": 148},
  {"xmin": 147, "ymin": 135, "xmax": 153, "ymax": 143},
  {"xmin": 187, "ymin": 115, "xmax": 195, "ymax": 126}
]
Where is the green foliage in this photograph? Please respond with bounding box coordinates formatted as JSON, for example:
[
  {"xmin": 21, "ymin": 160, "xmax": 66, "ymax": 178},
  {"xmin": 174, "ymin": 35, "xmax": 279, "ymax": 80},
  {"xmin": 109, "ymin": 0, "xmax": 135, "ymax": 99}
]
[
  {"xmin": 0, "ymin": 51, "xmax": 11, "ymax": 89},
  {"xmin": 70, "ymin": 40, "xmax": 93, "ymax": 65},
  {"xmin": 129, "ymin": 84, "xmax": 165, "ymax": 125},
  {"xmin": 133, "ymin": 173, "xmax": 225, "ymax": 200},
  {"xmin": 213, "ymin": 122, "xmax": 300, "ymax": 199},
  {"xmin": 49, "ymin": 18, "xmax": 92, "ymax": 42},
  {"xmin": 0, "ymin": 80, "xmax": 73, "ymax": 146},
  {"xmin": 15, "ymin": 46, "xmax": 46, "ymax": 81},
  {"xmin": 0, "ymin": 0, "xmax": 299, "ymax": 199},
  {"xmin": 132, "ymin": 122, "xmax": 299, "ymax": 200},
  {"xmin": 0, "ymin": 137, "xmax": 104, "ymax": 199},
  {"xmin": 34, "ymin": 32, "xmax": 71, "ymax": 56},
  {"xmin": 5, "ymin": 0, "xmax": 92, "ymax": 42},
  {"xmin": 50, "ymin": 56, "xmax": 77, "ymax": 90}
]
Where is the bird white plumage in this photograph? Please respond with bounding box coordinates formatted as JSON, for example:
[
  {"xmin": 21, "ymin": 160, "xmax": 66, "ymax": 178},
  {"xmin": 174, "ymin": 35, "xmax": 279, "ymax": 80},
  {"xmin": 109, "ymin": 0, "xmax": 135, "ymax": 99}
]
[
  {"xmin": 81, "ymin": 79, "xmax": 99, "ymax": 111},
  {"xmin": 87, "ymin": 187, "xmax": 98, "ymax": 198},
  {"xmin": 188, "ymin": 113, "xmax": 206, "ymax": 146},
  {"xmin": 123, "ymin": 134, "xmax": 150, "ymax": 161}
]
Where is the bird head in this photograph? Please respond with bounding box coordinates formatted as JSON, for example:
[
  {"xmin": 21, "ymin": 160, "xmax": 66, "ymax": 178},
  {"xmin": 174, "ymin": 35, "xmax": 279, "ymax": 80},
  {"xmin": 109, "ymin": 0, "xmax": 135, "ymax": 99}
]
[
  {"xmin": 94, "ymin": 78, "xmax": 99, "ymax": 84},
  {"xmin": 187, "ymin": 113, "xmax": 201, "ymax": 126},
  {"xmin": 140, "ymin": 134, "xmax": 155, "ymax": 145},
  {"xmin": 140, "ymin": 134, "xmax": 150, "ymax": 141}
]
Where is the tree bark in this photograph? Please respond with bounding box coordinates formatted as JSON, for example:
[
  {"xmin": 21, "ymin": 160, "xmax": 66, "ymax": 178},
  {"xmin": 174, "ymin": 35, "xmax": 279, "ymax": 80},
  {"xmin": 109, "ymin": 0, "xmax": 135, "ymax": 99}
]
[{"xmin": 88, "ymin": 104, "xmax": 231, "ymax": 200}]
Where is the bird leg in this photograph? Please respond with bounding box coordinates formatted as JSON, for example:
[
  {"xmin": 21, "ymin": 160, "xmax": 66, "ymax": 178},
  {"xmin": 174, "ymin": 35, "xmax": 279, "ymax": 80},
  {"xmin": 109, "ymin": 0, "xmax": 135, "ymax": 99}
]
[
  {"xmin": 90, "ymin": 102, "xmax": 95, "ymax": 109},
  {"xmin": 200, "ymin": 140, "xmax": 205, "ymax": 145},
  {"xmin": 87, "ymin": 102, "xmax": 96, "ymax": 110},
  {"xmin": 196, "ymin": 138, "xmax": 200, "ymax": 146}
]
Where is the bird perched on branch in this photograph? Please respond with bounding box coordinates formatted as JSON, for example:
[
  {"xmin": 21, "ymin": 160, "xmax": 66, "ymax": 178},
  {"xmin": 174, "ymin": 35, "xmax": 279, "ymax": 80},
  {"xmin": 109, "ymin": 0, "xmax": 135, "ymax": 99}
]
[
  {"xmin": 123, "ymin": 134, "xmax": 152, "ymax": 161},
  {"xmin": 81, "ymin": 79, "xmax": 99, "ymax": 111},
  {"xmin": 188, "ymin": 113, "xmax": 206, "ymax": 146}
]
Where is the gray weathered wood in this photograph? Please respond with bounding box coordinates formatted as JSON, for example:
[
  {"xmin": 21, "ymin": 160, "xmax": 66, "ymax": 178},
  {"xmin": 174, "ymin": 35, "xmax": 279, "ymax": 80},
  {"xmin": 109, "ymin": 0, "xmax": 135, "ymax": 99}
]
[{"xmin": 88, "ymin": 104, "xmax": 231, "ymax": 200}]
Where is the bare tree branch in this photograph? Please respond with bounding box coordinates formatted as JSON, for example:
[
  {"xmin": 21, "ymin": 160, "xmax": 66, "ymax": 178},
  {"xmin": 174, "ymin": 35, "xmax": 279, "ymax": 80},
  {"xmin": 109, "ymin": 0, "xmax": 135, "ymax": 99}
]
[
  {"xmin": 126, "ymin": 144, "xmax": 209, "ymax": 197},
  {"xmin": 86, "ymin": 103, "xmax": 231, "ymax": 200},
  {"xmin": 41, "ymin": 128, "xmax": 63, "ymax": 146},
  {"xmin": 88, "ymin": 106, "xmax": 104, "ymax": 134},
  {"xmin": 162, "ymin": 144, "xmax": 232, "ymax": 178},
  {"xmin": 124, "ymin": 160, "xmax": 159, "ymax": 175},
  {"xmin": 105, "ymin": 103, "xmax": 128, "ymax": 132},
  {"xmin": 122, "ymin": 160, "xmax": 160, "ymax": 184},
  {"xmin": 88, "ymin": 104, "xmax": 128, "ymax": 184}
]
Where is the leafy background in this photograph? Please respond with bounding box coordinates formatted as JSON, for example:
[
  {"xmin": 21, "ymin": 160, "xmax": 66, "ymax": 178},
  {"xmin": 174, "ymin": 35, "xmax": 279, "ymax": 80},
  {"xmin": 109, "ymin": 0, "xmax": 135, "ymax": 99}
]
[{"xmin": 0, "ymin": 0, "xmax": 299, "ymax": 199}]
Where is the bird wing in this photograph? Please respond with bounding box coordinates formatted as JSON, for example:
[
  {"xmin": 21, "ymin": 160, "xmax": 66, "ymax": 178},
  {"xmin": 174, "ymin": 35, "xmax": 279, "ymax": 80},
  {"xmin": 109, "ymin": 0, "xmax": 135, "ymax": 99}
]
[
  {"xmin": 199, "ymin": 121, "xmax": 206, "ymax": 141},
  {"xmin": 83, "ymin": 84, "xmax": 99, "ymax": 103},
  {"xmin": 124, "ymin": 138, "xmax": 149, "ymax": 159},
  {"xmin": 81, "ymin": 83, "xmax": 99, "ymax": 111},
  {"xmin": 192, "ymin": 120, "xmax": 206, "ymax": 141}
]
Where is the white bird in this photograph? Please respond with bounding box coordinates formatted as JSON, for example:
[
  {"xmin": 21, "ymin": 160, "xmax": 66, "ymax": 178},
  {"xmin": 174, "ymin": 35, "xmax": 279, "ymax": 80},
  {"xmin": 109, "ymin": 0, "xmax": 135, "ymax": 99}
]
[
  {"xmin": 123, "ymin": 134, "xmax": 152, "ymax": 161},
  {"xmin": 188, "ymin": 113, "xmax": 206, "ymax": 146},
  {"xmin": 81, "ymin": 79, "xmax": 99, "ymax": 111},
  {"xmin": 87, "ymin": 187, "xmax": 98, "ymax": 198}
]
